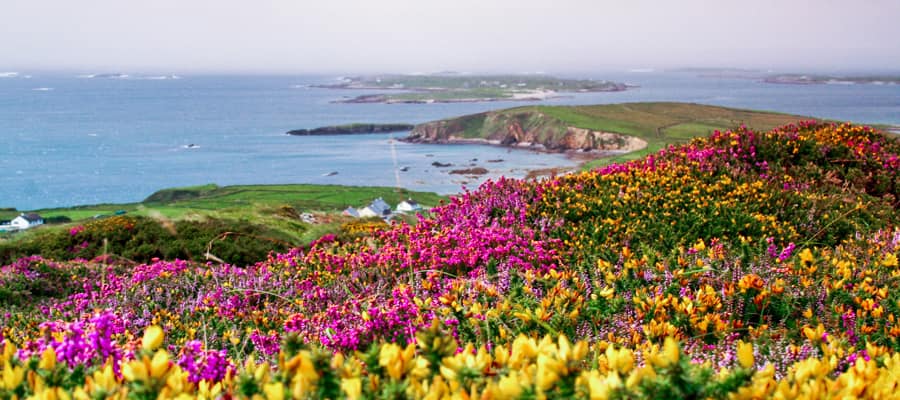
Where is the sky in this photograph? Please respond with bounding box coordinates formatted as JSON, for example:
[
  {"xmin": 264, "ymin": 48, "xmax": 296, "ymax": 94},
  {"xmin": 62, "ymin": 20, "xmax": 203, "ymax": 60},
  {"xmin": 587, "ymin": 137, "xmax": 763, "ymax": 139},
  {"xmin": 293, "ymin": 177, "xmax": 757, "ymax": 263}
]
[{"xmin": 1, "ymin": 0, "xmax": 898, "ymax": 74}]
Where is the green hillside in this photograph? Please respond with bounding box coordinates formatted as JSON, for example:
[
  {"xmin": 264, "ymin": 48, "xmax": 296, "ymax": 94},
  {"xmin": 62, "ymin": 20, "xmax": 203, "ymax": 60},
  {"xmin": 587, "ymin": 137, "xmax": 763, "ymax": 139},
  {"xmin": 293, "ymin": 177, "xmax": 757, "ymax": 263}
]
[{"xmin": 412, "ymin": 102, "xmax": 813, "ymax": 168}]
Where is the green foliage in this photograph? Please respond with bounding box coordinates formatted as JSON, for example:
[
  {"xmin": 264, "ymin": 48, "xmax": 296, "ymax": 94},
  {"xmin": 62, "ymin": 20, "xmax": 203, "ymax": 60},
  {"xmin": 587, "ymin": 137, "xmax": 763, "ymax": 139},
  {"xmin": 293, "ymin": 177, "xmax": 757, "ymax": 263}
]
[
  {"xmin": 0, "ymin": 258, "xmax": 94, "ymax": 306},
  {"xmin": 0, "ymin": 215, "xmax": 294, "ymax": 266}
]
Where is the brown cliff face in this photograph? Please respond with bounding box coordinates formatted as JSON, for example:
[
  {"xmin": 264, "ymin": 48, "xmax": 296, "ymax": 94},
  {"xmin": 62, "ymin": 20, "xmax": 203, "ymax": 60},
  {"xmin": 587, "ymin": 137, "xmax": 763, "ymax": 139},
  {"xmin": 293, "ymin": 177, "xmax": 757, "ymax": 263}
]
[{"xmin": 405, "ymin": 110, "xmax": 646, "ymax": 153}]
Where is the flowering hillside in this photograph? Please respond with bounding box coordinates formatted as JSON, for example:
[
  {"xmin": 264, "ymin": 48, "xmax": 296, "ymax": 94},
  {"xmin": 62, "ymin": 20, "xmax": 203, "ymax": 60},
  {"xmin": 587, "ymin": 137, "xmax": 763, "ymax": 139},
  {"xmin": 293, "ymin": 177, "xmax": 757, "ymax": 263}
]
[{"xmin": 3, "ymin": 122, "xmax": 900, "ymax": 398}]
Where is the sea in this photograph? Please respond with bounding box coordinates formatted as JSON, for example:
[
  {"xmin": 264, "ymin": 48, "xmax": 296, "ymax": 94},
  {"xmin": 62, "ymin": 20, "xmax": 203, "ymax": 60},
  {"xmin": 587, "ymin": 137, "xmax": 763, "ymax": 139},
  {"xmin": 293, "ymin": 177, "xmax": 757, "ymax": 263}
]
[{"xmin": 1, "ymin": 71, "xmax": 899, "ymax": 210}]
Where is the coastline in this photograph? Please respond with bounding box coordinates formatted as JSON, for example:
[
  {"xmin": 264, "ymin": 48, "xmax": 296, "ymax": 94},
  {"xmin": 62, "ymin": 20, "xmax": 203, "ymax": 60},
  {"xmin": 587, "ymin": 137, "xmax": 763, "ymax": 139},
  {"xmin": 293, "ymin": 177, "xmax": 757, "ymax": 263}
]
[
  {"xmin": 332, "ymin": 89, "xmax": 571, "ymax": 104},
  {"xmin": 399, "ymin": 132, "xmax": 648, "ymax": 179}
]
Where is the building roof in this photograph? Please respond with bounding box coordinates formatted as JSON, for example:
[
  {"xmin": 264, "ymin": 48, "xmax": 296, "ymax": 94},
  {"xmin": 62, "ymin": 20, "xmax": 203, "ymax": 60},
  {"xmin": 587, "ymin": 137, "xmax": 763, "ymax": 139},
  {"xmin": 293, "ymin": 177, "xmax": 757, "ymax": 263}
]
[
  {"xmin": 367, "ymin": 198, "xmax": 392, "ymax": 215},
  {"xmin": 21, "ymin": 213, "xmax": 43, "ymax": 222}
]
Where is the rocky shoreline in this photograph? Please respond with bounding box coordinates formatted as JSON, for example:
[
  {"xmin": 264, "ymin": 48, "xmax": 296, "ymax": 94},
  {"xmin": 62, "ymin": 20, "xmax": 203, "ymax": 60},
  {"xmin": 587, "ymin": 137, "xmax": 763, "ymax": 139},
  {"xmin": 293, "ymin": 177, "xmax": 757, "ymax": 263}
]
[{"xmin": 286, "ymin": 123, "xmax": 414, "ymax": 136}]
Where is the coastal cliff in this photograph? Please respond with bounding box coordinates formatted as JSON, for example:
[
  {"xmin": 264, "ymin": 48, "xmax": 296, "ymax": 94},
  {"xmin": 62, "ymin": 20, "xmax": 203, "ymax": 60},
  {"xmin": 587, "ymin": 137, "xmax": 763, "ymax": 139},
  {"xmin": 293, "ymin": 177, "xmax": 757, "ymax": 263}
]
[{"xmin": 404, "ymin": 110, "xmax": 646, "ymax": 153}]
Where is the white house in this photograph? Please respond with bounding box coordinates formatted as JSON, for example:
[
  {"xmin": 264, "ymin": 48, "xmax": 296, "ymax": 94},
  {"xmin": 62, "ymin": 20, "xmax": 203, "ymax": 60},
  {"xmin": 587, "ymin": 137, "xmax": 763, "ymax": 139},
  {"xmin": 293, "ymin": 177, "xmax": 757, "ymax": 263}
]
[
  {"xmin": 396, "ymin": 199, "xmax": 423, "ymax": 213},
  {"xmin": 10, "ymin": 213, "xmax": 43, "ymax": 230},
  {"xmin": 342, "ymin": 207, "xmax": 360, "ymax": 218},
  {"xmin": 358, "ymin": 198, "xmax": 392, "ymax": 218}
]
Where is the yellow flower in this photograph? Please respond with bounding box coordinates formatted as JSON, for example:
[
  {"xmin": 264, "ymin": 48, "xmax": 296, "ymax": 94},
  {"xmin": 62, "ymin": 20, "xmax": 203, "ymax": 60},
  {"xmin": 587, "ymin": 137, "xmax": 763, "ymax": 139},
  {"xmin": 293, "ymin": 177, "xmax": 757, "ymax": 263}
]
[
  {"xmin": 882, "ymin": 253, "xmax": 898, "ymax": 268},
  {"xmin": 649, "ymin": 337, "xmax": 680, "ymax": 368},
  {"xmin": 803, "ymin": 324, "xmax": 826, "ymax": 343},
  {"xmin": 536, "ymin": 353, "xmax": 562, "ymax": 391},
  {"xmin": 379, "ymin": 343, "xmax": 415, "ymax": 381},
  {"xmin": 737, "ymin": 341, "xmax": 754, "ymax": 369},
  {"xmin": 605, "ymin": 346, "xmax": 634, "ymax": 374},
  {"xmin": 150, "ymin": 350, "xmax": 170, "ymax": 379},
  {"xmin": 598, "ymin": 287, "xmax": 615, "ymax": 299},
  {"xmin": 663, "ymin": 337, "xmax": 680, "ymax": 366},
  {"xmin": 87, "ymin": 363, "xmax": 118, "ymax": 393},
  {"xmin": 496, "ymin": 374, "xmax": 523, "ymax": 398},
  {"xmin": 198, "ymin": 380, "xmax": 223, "ymax": 400},
  {"xmin": 586, "ymin": 370, "xmax": 623, "ymax": 400},
  {"xmin": 799, "ymin": 248, "xmax": 815, "ymax": 265},
  {"xmin": 123, "ymin": 359, "xmax": 149, "ymax": 382},
  {"xmin": 39, "ymin": 347, "xmax": 57, "ymax": 370},
  {"xmin": 142, "ymin": 325, "xmax": 164, "ymax": 351},
  {"xmin": 693, "ymin": 239, "xmax": 706, "ymax": 252},
  {"xmin": 2, "ymin": 341, "xmax": 14, "ymax": 362},
  {"xmin": 2, "ymin": 360, "xmax": 25, "ymax": 390},
  {"xmin": 263, "ymin": 382, "xmax": 285, "ymax": 400},
  {"xmin": 341, "ymin": 377, "xmax": 362, "ymax": 400},
  {"xmin": 509, "ymin": 335, "xmax": 538, "ymax": 368}
]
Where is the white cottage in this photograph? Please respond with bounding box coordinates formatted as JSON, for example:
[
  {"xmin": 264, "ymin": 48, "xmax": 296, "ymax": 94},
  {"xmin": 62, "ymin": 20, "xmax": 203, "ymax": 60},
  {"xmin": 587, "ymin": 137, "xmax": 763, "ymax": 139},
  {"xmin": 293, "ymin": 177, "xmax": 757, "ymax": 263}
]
[
  {"xmin": 396, "ymin": 199, "xmax": 423, "ymax": 213},
  {"xmin": 342, "ymin": 207, "xmax": 360, "ymax": 218},
  {"xmin": 358, "ymin": 198, "xmax": 392, "ymax": 218},
  {"xmin": 10, "ymin": 213, "xmax": 43, "ymax": 230}
]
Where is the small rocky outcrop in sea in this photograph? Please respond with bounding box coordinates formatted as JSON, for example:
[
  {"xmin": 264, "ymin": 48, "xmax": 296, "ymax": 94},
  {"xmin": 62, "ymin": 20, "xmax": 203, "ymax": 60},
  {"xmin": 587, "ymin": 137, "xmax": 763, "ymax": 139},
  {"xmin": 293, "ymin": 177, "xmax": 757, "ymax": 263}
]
[{"xmin": 449, "ymin": 167, "xmax": 489, "ymax": 175}]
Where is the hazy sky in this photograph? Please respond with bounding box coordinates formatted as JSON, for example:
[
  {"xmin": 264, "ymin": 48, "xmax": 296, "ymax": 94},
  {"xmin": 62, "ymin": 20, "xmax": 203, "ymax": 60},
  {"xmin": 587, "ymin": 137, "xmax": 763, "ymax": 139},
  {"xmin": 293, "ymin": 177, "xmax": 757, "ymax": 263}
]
[{"xmin": 2, "ymin": 0, "xmax": 898, "ymax": 74}]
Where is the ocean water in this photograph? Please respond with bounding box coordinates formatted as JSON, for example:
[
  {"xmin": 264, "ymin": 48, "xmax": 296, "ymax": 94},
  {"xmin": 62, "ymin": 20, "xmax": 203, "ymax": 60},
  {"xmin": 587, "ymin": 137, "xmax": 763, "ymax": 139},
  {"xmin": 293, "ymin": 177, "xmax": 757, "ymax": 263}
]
[{"xmin": 1, "ymin": 72, "xmax": 898, "ymax": 210}]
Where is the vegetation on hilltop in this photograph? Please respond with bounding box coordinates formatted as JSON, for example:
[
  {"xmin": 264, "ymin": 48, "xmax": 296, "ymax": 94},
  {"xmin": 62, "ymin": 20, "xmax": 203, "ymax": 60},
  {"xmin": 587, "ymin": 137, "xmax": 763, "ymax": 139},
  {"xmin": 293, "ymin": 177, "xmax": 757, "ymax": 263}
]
[
  {"xmin": 3, "ymin": 121, "xmax": 900, "ymax": 398},
  {"xmin": 0, "ymin": 184, "xmax": 445, "ymax": 265},
  {"xmin": 409, "ymin": 102, "xmax": 810, "ymax": 168},
  {"xmin": 0, "ymin": 184, "xmax": 444, "ymax": 223}
]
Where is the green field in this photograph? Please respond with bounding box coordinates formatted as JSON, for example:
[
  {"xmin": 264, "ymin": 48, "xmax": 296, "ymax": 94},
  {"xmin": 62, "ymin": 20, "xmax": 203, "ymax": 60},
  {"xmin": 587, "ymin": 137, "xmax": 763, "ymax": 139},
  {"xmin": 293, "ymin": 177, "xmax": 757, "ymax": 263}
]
[
  {"xmin": 0, "ymin": 184, "xmax": 446, "ymax": 245},
  {"xmin": 413, "ymin": 102, "xmax": 812, "ymax": 169},
  {"xmin": 534, "ymin": 102, "xmax": 812, "ymax": 168}
]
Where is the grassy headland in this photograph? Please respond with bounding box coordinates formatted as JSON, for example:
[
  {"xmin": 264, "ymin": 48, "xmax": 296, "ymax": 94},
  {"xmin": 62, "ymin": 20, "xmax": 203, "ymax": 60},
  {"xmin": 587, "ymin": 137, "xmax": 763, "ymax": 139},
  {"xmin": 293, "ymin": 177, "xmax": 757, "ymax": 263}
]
[{"xmin": 408, "ymin": 102, "xmax": 811, "ymax": 169}]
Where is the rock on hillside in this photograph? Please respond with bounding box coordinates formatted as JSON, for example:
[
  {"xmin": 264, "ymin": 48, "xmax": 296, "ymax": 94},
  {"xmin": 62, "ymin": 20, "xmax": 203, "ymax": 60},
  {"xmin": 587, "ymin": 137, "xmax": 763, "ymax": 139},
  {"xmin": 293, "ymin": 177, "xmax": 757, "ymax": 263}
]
[{"xmin": 404, "ymin": 110, "xmax": 646, "ymax": 152}]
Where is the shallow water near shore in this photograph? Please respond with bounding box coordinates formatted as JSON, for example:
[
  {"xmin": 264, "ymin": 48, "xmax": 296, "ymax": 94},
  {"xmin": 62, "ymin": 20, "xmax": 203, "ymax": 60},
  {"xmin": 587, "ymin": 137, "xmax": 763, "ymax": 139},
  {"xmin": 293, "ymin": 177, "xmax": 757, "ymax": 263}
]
[{"xmin": 1, "ymin": 72, "xmax": 898, "ymax": 210}]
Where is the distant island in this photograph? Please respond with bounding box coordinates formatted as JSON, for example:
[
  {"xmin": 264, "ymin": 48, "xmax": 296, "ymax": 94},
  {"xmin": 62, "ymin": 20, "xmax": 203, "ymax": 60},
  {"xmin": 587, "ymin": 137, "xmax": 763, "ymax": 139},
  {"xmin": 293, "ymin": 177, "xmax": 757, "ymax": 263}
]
[
  {"xmin": 762, "ymin": 74, "xmax": 900, "ymax": 85},
  {"xmin": 286, "ymin": 123, "xmax": 414, "ymax": 136},
  {"xmin": 677, "ymin": 69, "xmax": 900, "ymax": 86},
  {"xmin": 314, "ymin": 73, "xmax": 630, "ymax": 104}
]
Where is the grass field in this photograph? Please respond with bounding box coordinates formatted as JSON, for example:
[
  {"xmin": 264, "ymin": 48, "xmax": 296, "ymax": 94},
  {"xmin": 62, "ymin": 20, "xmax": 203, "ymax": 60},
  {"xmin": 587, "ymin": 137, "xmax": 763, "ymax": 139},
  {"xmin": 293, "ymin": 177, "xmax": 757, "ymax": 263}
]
[
  {"xmin": 0, "ymin": 184, "xmax": 446, "ymax": 244},
  {"xmin": 534, "ymin": 102, "xmax": 808, "ymax": 142},
  {"xmin": 412, "ymin": 102, "xmax": 814, "ymax": 170},
  {"xmin": 520, "ymin": 102, "xmax": 811, "ymax": 168}
]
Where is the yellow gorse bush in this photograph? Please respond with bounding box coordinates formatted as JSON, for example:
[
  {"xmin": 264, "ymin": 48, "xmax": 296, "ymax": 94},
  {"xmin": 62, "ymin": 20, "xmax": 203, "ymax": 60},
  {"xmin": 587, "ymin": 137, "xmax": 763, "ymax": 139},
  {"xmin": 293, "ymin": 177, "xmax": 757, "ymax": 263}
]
[{"xmin": 3, "ymin": 325, "xmax": 900, "ymax": 399}]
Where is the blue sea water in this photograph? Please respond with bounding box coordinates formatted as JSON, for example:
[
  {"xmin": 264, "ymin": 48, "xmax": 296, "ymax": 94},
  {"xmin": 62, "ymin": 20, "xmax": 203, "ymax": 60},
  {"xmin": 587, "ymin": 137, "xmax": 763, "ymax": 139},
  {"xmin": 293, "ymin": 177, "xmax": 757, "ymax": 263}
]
[{"xmin": 1, "ymin": 72, "xmax": 898, "ymax": 210}]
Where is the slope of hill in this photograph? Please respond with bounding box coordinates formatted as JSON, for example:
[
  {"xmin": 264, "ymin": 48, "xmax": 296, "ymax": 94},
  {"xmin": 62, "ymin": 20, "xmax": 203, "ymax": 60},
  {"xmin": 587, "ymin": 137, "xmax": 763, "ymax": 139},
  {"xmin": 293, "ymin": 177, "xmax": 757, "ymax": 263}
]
[
  {"xmin": 3, "ymin": 121, "xmax": 900, "ymax": 398},
  {"xmin": 407, "ymin": 102, "xmax": 811, "ymax": 168}
]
